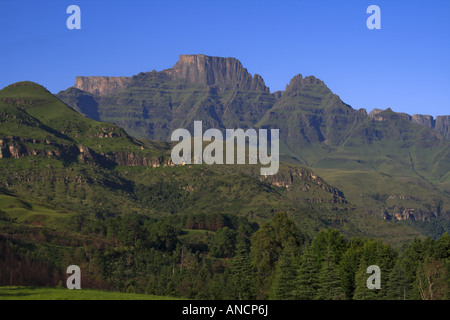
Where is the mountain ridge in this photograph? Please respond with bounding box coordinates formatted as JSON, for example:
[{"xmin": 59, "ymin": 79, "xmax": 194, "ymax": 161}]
[
  {"xmin": 74, "ymin": 54, "xmax": 269, "ymax": 97},
  {"xmin": 54, "ymin": 54, "xmax": 450, "ymax": 230},
  {"xmin": 66, "ymin": 54, "xmax": 450, "ymax": 140}
]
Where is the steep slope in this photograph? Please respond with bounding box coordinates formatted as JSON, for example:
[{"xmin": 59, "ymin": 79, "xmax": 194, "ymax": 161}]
[
  {"xmin": 0, "ymin": 82, "xmax": 165, "ymax": 166},
  {"xmin": 58, "ymin": 55, "xmax": 275, "ymax": 140},
  {"xmin": 257, "ymin": 74, "xmax": 368, "ymax": 164},
  {"xmin": 0, "ymin": 81, "xmax": 425, "ymax": 243},
  {"xmin": 0, "ymin": 81, "xmax": 172, "ymax": 217},
  {"xmin": 258, "ymin": 79, "xmax": 450, "ymax": 224},
  {"xmin": 55, "ymin": 55, "xmax": 450, "ymax": 233},
  {"xmin": 165, "ymin": 54, "xmax": 269, "ymax": 92}
]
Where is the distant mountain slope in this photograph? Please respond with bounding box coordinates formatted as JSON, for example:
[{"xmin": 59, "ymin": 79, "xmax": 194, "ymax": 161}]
[
  {"xmin": 58, "ymin": 60, "xmax": 275, "ymax": 141},
  {"xmin": 58, "ymin": 54, "xmax": 450, "ymax": 141},
  {"xmin": 0, "ymin": 81, "xmax": 427, "ymax": 242},
  {"xmin": 56, "ymin": 55, "xmax": 450, "ymax": 229}
]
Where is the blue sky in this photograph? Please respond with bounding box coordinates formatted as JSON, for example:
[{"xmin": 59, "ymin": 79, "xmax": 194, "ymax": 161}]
[{"xmin": 0, "ymin": 0, "xmax": 449, "ymax": 117}]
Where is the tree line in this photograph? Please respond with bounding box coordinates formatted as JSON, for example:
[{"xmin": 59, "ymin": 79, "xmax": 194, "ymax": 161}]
[{"xmin": 0, "ymin": 211, "xmax": 448, "ymax": 299}]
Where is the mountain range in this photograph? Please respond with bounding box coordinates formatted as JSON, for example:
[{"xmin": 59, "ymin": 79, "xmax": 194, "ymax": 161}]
[
  {"xmin": 2, "ymin": 54, "xmax": 450, "ymax": 299},
  {"xmin": 58, "ymin": 54, "xmax": 450, "ymax": 140},
  {"xmin": 0, "ymin": 54, "xmax": 448, "ymax": 242},
  {"xmin": 52, "ymin": 54, "xmax": 450, "ymax": 234}
]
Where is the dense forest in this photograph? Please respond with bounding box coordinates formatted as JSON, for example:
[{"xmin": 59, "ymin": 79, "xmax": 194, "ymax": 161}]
[{"xmin": 1, "ymin": 211, "xmax": 448, "ymax": 300}]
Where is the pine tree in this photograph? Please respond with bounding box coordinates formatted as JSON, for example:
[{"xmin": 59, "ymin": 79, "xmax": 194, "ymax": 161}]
[
  {"xmin": 338, "ymin": 239, "xmax": 364, "ymax": 299},
  {"xmin": 293, "ymin": 246, "xmax": 319, "ymax": 300},
  {"xmin": 231, "ymin": 241, "xmax": 256, "ymax": 300},
  {"xmin": 317, "ymin": 245, "xmax": 346, "ymax": 300},
  {"xmin": 385, "ymin": 259, "xmax": 410, "ymax": 300},
  {"xmin": 271, "ymin": 245, "xmax": 298, "ymax": 300},
  {"xmin": 353, "ymin": 260, "xmax": 379, "ymax": 300},
  {"xmin": 311, "ymin": 229, "xmax": 347, "ymax": 264}
]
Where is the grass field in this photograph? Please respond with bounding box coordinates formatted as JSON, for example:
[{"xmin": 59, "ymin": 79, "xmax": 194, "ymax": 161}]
[
  {"xmin": 0, "ymin": 286, "xmax": 181, "ymax": 300},
  {"xmin": 0, "ymin": 194, "xmax": 77, "ymax": 228}
]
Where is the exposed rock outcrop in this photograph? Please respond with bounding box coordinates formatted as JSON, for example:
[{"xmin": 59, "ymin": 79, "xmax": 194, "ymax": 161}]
[
  {"xmin": 73, "ymin": 54, "xmax": 270, "ymax": 96},
  {"xmin": 284, "ymin": 74, "xmax": 329, "ymax": 93},
  {"xmin": 261, "ymin": 167, "xmax": 347, "ymax": 204},
  {"xmin": 369, "ymin": 109, "xmax": 450, "ymax": 139},
  {"xmin": 382, "ymin": 207, "xmax": 438, "ymax": 222},
  {"xmin": 0, "ymin": 137, "xmax": 169, "ymax": 168},
  {"xmin": 102, "ymin": 152, "xmax": 166, "ymax": 167},
  {"xmin": 411, "ymin": 114, "xmax": 435, "ymax": 129},
  {"xmin": 368, "ymin": 108, "xmax": 384, "ymax": 120},
  {"xmin": 163, "ymin": 54, "xmax": 269, "ymax": 92},
  {"xmin": 369, "ymin": 108, "xmax": 411, "ymax": 121},
  {"xmin": 435, "ymin": 115, "xmax": 450, "ymax": 139},
  {"xmin": 0, "ymin": 137, "xmax": 74, "ymax": 159},
  {"xmin": 74, "ymin": 76, "xmax": 131, "ymax": 96},
  {"xmin": 67, "ymin": 56, "xmax": 450, "ymax": 145}
]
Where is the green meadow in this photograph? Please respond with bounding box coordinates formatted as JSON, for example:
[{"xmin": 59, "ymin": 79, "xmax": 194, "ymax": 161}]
[{"xmin": 0, "ymin": 286, "xmax": 180, "ymax": 300}]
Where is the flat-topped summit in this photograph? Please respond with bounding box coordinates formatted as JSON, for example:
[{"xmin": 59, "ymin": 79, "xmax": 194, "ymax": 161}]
[
  {"xmin": 73, "ymin": 54, "xmax": 269, "ymax": 96},
  {"xmin": 63, "ymin": 54, "xmax": 450, "ymax": 140},
  {"xmin": 164, "ymin": 54, "xmax": 269, "ymax": 92}
]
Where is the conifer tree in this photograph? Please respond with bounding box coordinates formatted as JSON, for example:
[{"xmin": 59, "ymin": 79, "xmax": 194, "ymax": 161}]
[
  {"xmin": 353, "ymin": 259, "xmax": 379, "ymax": 300},
  {"xmin": 317, "ymin": 245, "xmax": 346, "ymax": 300},
  {"xmin": 293, "ymin": 246, "xmax": 319, "ymax": 300},
  {"xmin": 231, "ymin": 241, "xmax": 256, "ymax": 300},
  {"xmin": 271, "ymin": 245, "xmax": 298, "ymax": 300},
  {"xmin": 338, "ymin": 238, "xmax": 364, "ymax": 299},
  {"xmin": 385, "ymin": 259, "xmax": 410, "ymax": 300}
]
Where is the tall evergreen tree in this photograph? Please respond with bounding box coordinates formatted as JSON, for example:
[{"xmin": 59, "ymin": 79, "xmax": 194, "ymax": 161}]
[
  {"xmin": 400, "ymin": 238, "xmax": 425, "ymax": 299},
  {"xmin": 250, "ymin": 211, "xmax": 304, "ymax": 297},
  {"xmin": 385, "ymin": 259, "xmax": 410, "ymax": 300},
  {"xmin": 293, "ymin": 246, "xmax": 319, "ymax": 300},
  {"xmin": 271, "ymin": 245, "xmax": 298, "ymax": 300},
  {"xmin": 353, "ymin": 259, "xmax": 380, "ymax": 300},
  {"xmin": 231, "ymin": 241, "xmax": 256, "ymax": 300},
  {"xmin": 317, "ymin": 245, "xmax": 346, "ymax": 300},
  {"xmin": 338, "ymin": 239, "xmax": 364, "ymax": 299},
  {"xmin": 311, "ymin": 229, "xmax": 347, "ymax": 265}
]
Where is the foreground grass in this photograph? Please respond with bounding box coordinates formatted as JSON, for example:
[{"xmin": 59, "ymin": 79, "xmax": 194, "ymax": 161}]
[{"xmin": 0, "ymin": 286, "xmax": 181, "ymax": 300}]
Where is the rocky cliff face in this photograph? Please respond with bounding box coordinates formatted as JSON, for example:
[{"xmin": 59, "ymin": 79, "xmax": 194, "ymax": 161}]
[
  {"xmin": 411, "ymin": 114, "xmax": 435, "ymax": 129},
  {"xmin": 74, "ymin": 76, "xmax": 131, "ymax": 96},
  {"xmin": 163, "ymin": 54, "xmax": 269, "ymax": 92},
  {"xmin": 0, "ymin": 136, "xmax": 168, "ymax": 168},
  {"xmin": 369, "ymin": 108, "xmax": 411, "ymax": 122},
  {"xmin": 0, "ymin": 136, "xmax": 77, "ymax": 160},
  {"xmin": 435, "ymin": 115, "xmax": 450, "ymax": 139},
  {"xmin": 369, "ymin": 109, "xmax": 450, "ymax": 139},
  {"xmin": 65, "ymin": 55, "xmax": 450, "ymax": 147},
  {"xmin": 73, "ymin": 55, "xmax": 269, "ymax": 96},
  {"xmin": 261, "ymin": 167, "xmax": 347, "ymax": 204}
]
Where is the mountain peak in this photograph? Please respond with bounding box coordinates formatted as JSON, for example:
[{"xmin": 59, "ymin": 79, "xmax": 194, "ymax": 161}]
[
  {"xmin": 284, "ymin": 74, "xmax": 329, "ymax": 93},
  {"xmin": 1, "ymin": 81, "xmax": 51, "ymax": 95},
  {"xmin": 163, "ymin": 54, "xmax": 269, "ymax": 92}
]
